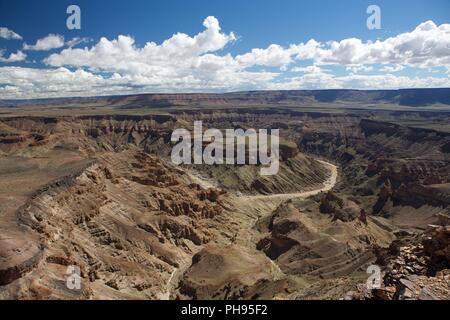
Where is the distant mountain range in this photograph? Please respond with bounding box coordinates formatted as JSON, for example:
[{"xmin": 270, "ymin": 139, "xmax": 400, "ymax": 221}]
[{"xmin": 1, "ymin": 88, "xmax": 450, "ymax": 108}]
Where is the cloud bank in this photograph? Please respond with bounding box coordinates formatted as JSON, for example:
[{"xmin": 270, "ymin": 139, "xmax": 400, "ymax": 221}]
[{"xmin": 1, "ymin": 17, "xmax": 450, "ymax": 99}]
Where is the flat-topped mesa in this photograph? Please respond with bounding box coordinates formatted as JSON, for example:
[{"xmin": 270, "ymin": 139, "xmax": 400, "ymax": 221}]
[{"xmin": 3, "ymin": 88, "xmax": 450, "ymax": 108}]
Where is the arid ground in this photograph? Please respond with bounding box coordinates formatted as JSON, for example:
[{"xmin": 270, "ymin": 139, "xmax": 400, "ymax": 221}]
[{"xmin": 0, "ymin": 90, "xmax": 449, "ymax": 300}]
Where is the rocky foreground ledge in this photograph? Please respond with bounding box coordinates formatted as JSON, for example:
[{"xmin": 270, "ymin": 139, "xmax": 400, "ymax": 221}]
[{"xmin": 345, "ymin": 223, "xmax": 450, "ymax": 300}]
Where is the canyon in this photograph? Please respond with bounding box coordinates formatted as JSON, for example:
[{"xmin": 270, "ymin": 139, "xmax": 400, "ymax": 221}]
[{"xmin": 0, "ymin": 93, "xmax": 449, "ymax": 300}]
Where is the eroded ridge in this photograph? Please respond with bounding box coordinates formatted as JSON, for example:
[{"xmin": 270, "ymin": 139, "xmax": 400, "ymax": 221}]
[{"xmin": 0, "ymin": 111, "xmax": 449, "ymax": 300}]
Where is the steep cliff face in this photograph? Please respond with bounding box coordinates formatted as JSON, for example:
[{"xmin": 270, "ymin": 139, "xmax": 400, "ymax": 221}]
[
  {"xmin": 8, "ymin": 151, "xmax": 228, "ymax": 299},
  {"xmin": 295, "ymin": 116, "xmax": 449, "ymax": 300},
  {"xmin": 299, "ymin": 118, "xmax": 450, "ymax": 218},
  {"xmin": 0, "ymin": 114, "xmax": 334, "ymax": 299},
  {"xmin": 3, "ymin": 88, "xmax": 450, "ymax": 108}
]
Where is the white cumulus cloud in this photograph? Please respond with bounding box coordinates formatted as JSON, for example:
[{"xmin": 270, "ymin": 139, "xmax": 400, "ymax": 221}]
[
  {"xmin": 0, "ymin": 50, "xmax": 26, "ymax": 63},
  {"xmin": 23, "ymin": 34, "xmax": 65, "ymax": 51},
  {"xmin": 0, "ymin": 18, "xmax": 450, "ymax": 99},
  {"xmin": 0, "ymin": 27, "xmax": 22, "ymax": 40},
  {"xmin": 311, "ymin": 21, "xmax": 450, "ymax": 68},
  {"xmin": 236, "ymin": 44, "xmax": 294, "ymax": 67}
]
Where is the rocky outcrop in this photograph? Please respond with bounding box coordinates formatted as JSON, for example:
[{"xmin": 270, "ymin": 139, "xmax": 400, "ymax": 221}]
[
  {"xmin": 179, "ymin": 245, "xmax": 274, "ymax": 300},
  {"xmin": 422, "ymin": 225, "xmax": 450, "ymax": 275},
  {"xmin": 346, "ymin": 224, "xmax": 450, "ymax": 300},
  {"xmin": 345, "ymin": 272, "xmax": 449, "ymax": 300},
  {"xmin": 256, "ymin": 201, "xmax": 384, "ymax": 278},
  {"xmin": 0, "ymin": 241, "xmax": 44, "ymax": 286},
  {"xmin": 279, "ymin": 141, "xmax": 299, "ymax": 161},
  {"xmin": 319, "ymin": 192, "xmax": 359, "ymax": 222}
]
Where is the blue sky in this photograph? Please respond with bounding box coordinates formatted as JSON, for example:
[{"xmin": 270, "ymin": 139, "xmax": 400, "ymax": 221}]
[{"xmin": 0, "ymin": 0, "xmax": 449, "ymax": 98}]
